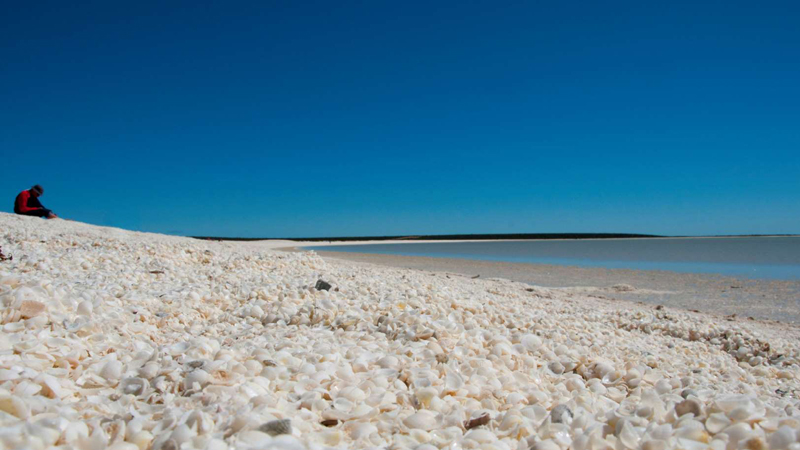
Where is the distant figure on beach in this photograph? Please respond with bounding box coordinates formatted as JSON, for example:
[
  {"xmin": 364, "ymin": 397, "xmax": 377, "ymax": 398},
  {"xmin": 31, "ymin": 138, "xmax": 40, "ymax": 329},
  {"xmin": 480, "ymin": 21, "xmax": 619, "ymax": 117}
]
[{"xmin": 14, "ymin": 185, "xmax": 57, "ymax": 219}]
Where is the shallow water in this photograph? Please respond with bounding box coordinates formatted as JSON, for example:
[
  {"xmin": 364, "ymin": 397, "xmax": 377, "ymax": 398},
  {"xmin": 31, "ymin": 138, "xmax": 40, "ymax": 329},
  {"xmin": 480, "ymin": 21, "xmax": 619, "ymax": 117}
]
[{"xmin": 307, "ymin": 237, "xmax": 800, "ymax": 280}]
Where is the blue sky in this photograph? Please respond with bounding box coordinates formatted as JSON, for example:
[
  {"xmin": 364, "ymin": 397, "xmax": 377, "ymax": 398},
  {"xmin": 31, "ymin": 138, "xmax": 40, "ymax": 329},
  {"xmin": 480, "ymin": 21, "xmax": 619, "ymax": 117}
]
[{"xmin": 2, "ymin": 1, "xmax": 798, "ymax": 237}]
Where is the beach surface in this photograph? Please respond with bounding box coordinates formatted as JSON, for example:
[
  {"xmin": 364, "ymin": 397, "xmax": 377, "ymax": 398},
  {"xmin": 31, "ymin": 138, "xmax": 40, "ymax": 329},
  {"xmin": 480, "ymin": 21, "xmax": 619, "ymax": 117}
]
[
  {"xmin": 1, "ymin": 213, "xmax": 800, "ymax": 450},
  {"xmin": 309, "ymin": 250, "xmax": 800, "ymax": 325}
]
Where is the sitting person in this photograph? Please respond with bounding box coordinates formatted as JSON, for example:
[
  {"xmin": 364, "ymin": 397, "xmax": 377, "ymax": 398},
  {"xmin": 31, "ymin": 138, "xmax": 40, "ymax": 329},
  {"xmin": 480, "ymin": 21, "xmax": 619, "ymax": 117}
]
[{"xmin": 14, "ymin": 185, "xmax": 57, "ymax": 219}]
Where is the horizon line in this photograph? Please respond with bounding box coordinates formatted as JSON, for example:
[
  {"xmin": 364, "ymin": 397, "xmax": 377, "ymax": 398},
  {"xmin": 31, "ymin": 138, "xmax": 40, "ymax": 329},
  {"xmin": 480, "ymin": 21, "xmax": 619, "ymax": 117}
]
[{"xmin": 189, "ymin": 232, "xmax": 800, "ymax": 242}]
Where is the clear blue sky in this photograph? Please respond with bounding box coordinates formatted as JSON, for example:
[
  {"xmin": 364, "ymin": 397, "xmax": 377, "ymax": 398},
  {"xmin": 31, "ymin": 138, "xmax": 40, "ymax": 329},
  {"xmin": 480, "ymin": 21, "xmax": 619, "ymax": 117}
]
[{"xmin": 2, "ymin": 1, "xmax": 798, "ymax": 237}]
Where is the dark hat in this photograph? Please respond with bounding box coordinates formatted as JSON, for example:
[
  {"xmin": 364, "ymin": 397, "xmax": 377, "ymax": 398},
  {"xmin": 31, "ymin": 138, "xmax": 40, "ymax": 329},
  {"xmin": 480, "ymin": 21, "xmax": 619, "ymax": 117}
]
[{"xmin": 31, "ymin": 185, "xmax": 44, "ymax": 195}]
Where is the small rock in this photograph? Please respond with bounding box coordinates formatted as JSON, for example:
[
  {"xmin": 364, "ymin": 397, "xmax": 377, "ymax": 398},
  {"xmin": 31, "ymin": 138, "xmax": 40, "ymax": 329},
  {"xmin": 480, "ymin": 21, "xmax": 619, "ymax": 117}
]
[
  {"xmin": 259, "ymin": 418, "xmax": 292, "ymax": 436},
  {"xmin": 464, "ymin": 413, "xmax": 490, "ymax": 429},
  {"xmin": 550, "ymin": 404, "xmax": 573, "ymax": 424},
  {"xmin": 315, "ymin": 279, "xmax": 332, "ymax": 291}
]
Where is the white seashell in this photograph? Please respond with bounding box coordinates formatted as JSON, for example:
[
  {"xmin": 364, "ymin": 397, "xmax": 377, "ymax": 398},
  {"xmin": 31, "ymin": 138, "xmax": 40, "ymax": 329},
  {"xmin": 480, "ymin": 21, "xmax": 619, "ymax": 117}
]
[
  {"xmin": 313, "ymin": 430, "xmax": 342, "ymax": 446},
  {"xmin": 186, "ymin": 410, "xmax": 214, "ymax": 434},
  {"xmin": 521, "ymin": 334, "xmax": 542, "ymax": 351},
  {"xmin": 204, "ymin": 439, "xmax": 228, "ymax": 450},
  {"xmin": 169, "ymin": 425, "xmax": 195, "ymax": 445},
  {"xmin": 444, "ymin": 372, "xmax": 464, "ymax": 392},
  {"xmin": 0, "ymin": 369, "xmax": 19, "ymax": 381},
  {"xmin": 768, "ymin": 426, "xmax": 796, "ymax": 450},
  {"xmin": 0, "ymin": 395, "xmax": 31, "ymax": 419},
  {"xmin": 415, "ymin": 387, "xmax": 438, "ymax": 408},
  {"xmin": 100, "ymin": 360, "xmax": 123, "ymax": 382},
  {"xmin": 38, "ymin": 374, "xmax": 65, "ymax": 398},
  {"xmin": 107, "ymin": 443, "xmax": 140, "ymax": 450},
  {"xmin": 377, "ymin": 356, "xmax": 399, "ymax": 369},
  {"xmin": 119, "ymin": 377, "xmax": 148, "ymax": 396},
  {"xmin": 138, "ymin": 362, "xmax": 160, "ymax": 380},
  {"xmin": 77, "ymin": 300, "xmax": 93, "ymax": 316},
  {"xmin": 675, "ymin": 438, "xmax": 709, "ymax": 450},
  {"xmin": 722, "ymin": 422, "xmax": 753, "ymax": 443},
  {"xmin": 619, "ymin": 420, "xmax": 641, "ymax": 449},
  {"xmin": 531, "ymin": 439, "xmax": 562, "ymax": 450},
  {"xmin": 464, "ymin": 428, "xmax": 497, "ymax": 443},
  {"xmin": 346, "ymin": 422, "xmax": 377, "ymax": 440},
  {"xmin": 184, "ymin": 369, "xmax": 210, "ymax": 390},
  {"xmin": 705, "ymin": 413, "xmax": 732, "ymax": 434},
  {"xmin": 236, "ymin": 430, "xmax": 273, "ymax": 447},
  {"xmin": 404, "ymin": 411, "xmax": 437, "ymax": 431}
]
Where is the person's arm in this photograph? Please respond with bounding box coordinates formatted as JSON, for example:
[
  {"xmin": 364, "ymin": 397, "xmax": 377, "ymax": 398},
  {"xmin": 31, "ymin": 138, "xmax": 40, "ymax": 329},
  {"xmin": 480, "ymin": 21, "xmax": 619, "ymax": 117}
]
[
  {"xmin": 15, "ymin": 191, "xmax": 49, "ymax": 215},
  {"xmin": 16, "ymin": 191, "xmax": 38, "ymax": 213}
]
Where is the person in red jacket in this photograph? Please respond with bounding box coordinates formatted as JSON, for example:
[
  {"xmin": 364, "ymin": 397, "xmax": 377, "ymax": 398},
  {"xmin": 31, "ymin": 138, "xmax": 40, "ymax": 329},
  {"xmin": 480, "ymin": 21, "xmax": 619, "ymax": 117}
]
[{"xmin": 14, "ymin": 185, "xmax": 57, "ymax": 219}]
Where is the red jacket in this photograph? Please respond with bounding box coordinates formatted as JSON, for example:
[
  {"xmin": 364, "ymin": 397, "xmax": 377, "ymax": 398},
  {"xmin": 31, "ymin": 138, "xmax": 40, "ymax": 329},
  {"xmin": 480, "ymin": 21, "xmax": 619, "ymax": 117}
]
[{"xmin": 14, "ymin": 190, "xmax": 47, "ymax": 215}]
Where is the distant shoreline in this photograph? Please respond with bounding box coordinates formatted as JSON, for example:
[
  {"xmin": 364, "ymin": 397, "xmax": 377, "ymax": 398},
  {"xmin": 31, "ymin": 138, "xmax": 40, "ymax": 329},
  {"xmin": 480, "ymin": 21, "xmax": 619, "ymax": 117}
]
[
  {"xmin": 310, "ymin": 250, "xmax": 800, "ymax": 325},
  {"xmin": 191, "ymin": 232, "xmax": 799, "ymax": 242}
]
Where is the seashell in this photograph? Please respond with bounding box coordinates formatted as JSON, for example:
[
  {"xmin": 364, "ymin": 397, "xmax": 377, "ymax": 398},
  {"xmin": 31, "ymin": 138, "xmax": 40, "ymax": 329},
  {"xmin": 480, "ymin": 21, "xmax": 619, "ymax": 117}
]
[
  {"xmin": 204, "ymin": 439, "xmax": 228, "ymax": 450},
  {"xmin": 404, "ymin": 411, "xmax": 437, "ymax": 431},
  {"xmin": 169, "ymin": 425, "xmax": 195, "ymax": 445},
  {"xmin": 314, "ymin": 430, "xmax": 343, "ymax": 446},
  {"xmin": 39, "ymin": 374, "xmax": 65, "ymax": 398},
  {"xmin": 415, "ymin": 387, "xmax": 438, "ymax": 408},
  {"xmin": 138, "ymin": 362, "xmax": 160, "ymax": 380},
  {"xmin": 107, "ymin": 443, "xmax": 139, "ymax": 450},
  {"xmin": 619, "ymin": 420, "xmax": 641, "ymax": 449},
  {"xmin": 377, "ymin": 356, "xmax": 399, "ymax": 369},
  {"xmin": 676, "ymin": 399, "xmax": 704, "ymax": 418},
  {"xmin": 235, "ymin": 430, "xmax": 272, "ymax": 447},
  {"xmin": 463, "ymin": 429, "xmax": 497, "ymax": 443},
  {"xmin": 100, "ymin": 360, "xmax": 123, "ymax": 382},
  {"xmin": 186, "ymin": 410, "xmax": 214, "ymax": 434},
  {"xmin": 531, "ymin": 439, "xmax": 562, "ymax": 450},
  {"xmin": 743, "ymin": 437, "xmax": 767, "ymax": 450},
  {"xmin": 444, "ymin": 372, "xmax": 464, "ymax": 392},
  {"xmin": 705, "ymin": 412, "xmax": 732, "ymax": 434},
  {"xmin": 119, "ymin": 377, "xmax": 148, "ymax": 396},
  {"xmin": 184, "ymin": 369, "xmax": 210, "ymax": 390},
  {"xmin": 768, "ymin": 426, "xmax": 796, "ymax": 450},
  {"xmin": 0, "ymin": 368, "xmax": 19, "ymax": 381},
  {"xmin": 548, "ymin": 361, "xmax": 565, "ymax": 374},
  {"xmin": 0, "ymin": 395, "xmax": 30, "ymax": 419},
  {"xmin": 722, "ymin": 422, "xmax": 753, "ymax": 443},
  {"xmin": 259, "ymin": 418, "xmax": 292, "ymax": 436},
  {"xmin": 346, "ymin": 422, "xmax": 377, "ymax": 440},
  {"xmin": 521, "ymin": 334, "xmax": 542, "ymax": 351},
  {"xmin": 642, "ymin": 440, "xmax": 666, "ymax": 450},
  {"xmin": 77, "ymin": 300, "xmax": 93, "ymax": 316},
  {"xmin": 19, "ymin": 300, "xmax": 46, "ymax": 318}
]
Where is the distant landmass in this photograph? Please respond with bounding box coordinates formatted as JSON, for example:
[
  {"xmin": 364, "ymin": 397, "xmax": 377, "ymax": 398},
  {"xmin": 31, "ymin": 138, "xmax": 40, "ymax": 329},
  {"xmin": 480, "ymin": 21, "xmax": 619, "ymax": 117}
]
[
  {"xmin": 192, "ymin": 233, "xmax": 661, "ymax": 242},
  {"xmin": 191, "ymin": 233, "xmax": 798, "ymax": 242}
]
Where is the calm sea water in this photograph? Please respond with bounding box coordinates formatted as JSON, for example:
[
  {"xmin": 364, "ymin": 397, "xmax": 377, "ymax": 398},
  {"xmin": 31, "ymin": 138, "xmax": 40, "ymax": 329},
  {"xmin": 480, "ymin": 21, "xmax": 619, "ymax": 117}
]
[{"xmin": 307, "ymin": 237, "xmax": 800, "ymax": 280}]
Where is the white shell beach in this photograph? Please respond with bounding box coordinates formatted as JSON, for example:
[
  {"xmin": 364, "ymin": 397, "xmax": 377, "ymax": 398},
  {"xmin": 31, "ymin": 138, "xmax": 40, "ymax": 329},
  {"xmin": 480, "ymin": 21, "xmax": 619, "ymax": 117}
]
[{"xmin": 1, "ymin": 212, "xmax": 799, "ymax": 450}]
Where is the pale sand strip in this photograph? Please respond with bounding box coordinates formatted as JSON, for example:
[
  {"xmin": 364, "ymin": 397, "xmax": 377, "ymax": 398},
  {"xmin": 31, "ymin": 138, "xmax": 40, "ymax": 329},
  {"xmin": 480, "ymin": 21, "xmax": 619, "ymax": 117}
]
[{"xmin": 305, "ymin": 249, "xmax": 800, "ymax": 326}]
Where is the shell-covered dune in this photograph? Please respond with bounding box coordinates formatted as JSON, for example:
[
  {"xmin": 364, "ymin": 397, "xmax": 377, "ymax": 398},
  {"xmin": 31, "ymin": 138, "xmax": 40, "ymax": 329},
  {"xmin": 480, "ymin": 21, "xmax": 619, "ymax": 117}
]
[{"xmin": 1, "ymin": 213, "xmax": 799, "ymax": 450}]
